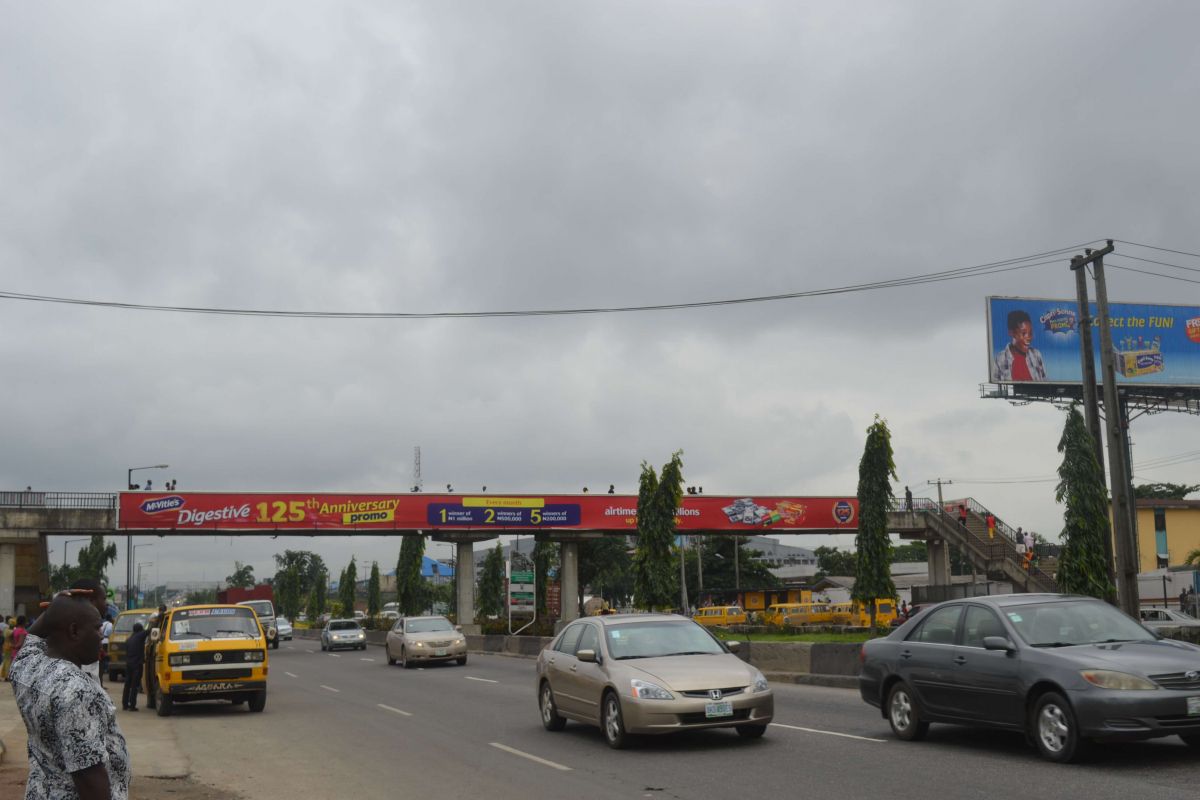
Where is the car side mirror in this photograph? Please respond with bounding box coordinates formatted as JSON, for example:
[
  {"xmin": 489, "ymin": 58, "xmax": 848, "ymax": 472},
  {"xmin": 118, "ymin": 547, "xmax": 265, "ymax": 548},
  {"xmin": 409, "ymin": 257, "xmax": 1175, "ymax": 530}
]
[
  {"xmin": 726, "ymin": 640, "xmax": 741, "ymax": 653},
  {"xmin": 455, "ymin": 625, "xmax": 462, "ymax": 632},
  {"xmin": 150, "ymin": 628, "xmax": 161, "ymax": 643},
  {"xmin": 983, "ymin": 636, "xmax": 1014, "ymax": 652},
  {"xmin": 576, "ymin": 648, "xmax": 597, "ymax": 663}
]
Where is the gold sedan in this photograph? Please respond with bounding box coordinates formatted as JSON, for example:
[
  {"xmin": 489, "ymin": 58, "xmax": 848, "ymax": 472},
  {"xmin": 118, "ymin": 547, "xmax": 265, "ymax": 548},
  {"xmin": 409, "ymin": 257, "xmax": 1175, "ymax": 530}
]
[
  {"xmin": 385, "ymin": 615, "xmax": 468, "ymax": 667},
  {"xmin": 535, "ymin": 614, "xmax": 773, "ymax": 748}
]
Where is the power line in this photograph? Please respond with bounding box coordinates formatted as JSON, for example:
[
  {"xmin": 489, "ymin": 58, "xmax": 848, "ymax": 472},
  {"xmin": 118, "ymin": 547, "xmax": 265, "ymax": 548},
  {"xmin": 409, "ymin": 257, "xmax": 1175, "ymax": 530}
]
[
  {"xmin": 1115, "ymin": 253, "xmax": 1200, "ymax": 274},
  {"xmin": 1108, "ymin": 262, "xmax": 1200, "ymax": 286},
  {"xmin": 0, "ymin": 242, "xmax": 1099, "ymax": 320},
  {"xmin": 1113, "ymin": 239, "xmax": 1200, "ymax": 261}
]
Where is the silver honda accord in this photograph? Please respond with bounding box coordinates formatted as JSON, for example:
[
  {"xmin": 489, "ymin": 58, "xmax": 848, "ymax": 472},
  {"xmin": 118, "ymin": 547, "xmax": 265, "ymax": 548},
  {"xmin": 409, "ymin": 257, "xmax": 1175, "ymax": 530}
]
[
  {"xmin": 535, "ymin": 613, "xmax": 773, "ymax": 748},
  {"xmin": 859, "ymin": 593, "xmax": 1200, "ymax": 762}
]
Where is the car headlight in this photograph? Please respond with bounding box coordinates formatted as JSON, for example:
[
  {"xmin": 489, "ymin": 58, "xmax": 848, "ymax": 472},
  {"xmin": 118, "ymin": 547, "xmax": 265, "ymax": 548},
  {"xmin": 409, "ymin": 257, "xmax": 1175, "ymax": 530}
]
[
  {"xmin": 1081, "ymin": 670, "xmax": 1158, "ymax": 690},
  {"xmin": 415, "ymin": 641, "xmax": 425, "ymax": 648},
  {"xmin": 751, "ymin": 670, "xmax": 770, "ymax": 693},
  {"xmin": 455, "ymin": 637, "xmax": 466, "ymax": 645},
  {"xmin": 357, "ymin": 631, "xmax": 365, "ymax": 638},
  {"xmin": 168, "ymin": 654, "xmax": 191, "ymax": 666},
  {"xmin": 630, "ymin": 678, "xmax": 674, "ymax": 700}
]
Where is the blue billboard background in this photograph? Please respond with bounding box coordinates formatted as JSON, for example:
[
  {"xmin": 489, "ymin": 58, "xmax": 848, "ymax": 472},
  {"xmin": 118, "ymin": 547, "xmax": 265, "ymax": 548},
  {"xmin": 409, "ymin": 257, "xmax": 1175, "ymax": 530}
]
[{"xmin": 987, "ymin": 297, "xmax": 1200, "ymax": 386}]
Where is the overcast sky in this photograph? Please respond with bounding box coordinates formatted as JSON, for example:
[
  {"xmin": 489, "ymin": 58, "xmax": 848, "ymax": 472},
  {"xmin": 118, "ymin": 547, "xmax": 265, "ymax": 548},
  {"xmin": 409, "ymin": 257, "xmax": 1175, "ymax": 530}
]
[{"xmin": 3, "ymin": 2, "xmax": 1199, "ymax": 590}]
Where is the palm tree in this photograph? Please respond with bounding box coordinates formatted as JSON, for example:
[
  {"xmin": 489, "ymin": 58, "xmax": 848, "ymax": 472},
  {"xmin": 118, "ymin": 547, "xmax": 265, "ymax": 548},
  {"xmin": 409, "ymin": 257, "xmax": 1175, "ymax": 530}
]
[{"xmin": 1185, "ymin": 549, "xmax": 1200, "ymax": 566}]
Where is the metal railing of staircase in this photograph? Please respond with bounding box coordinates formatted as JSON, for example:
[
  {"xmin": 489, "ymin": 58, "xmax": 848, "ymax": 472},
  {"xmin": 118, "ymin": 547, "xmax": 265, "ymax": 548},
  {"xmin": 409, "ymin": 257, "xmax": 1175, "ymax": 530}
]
[{"xmin": 0, "ymin": 491, "xmax": 118, "ymax": 509}]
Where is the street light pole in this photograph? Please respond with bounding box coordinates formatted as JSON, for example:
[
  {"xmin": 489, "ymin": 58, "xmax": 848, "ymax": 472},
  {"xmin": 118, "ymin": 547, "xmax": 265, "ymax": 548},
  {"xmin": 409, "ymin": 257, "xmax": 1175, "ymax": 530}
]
[
  {"xmin": 63, "ymin": 537, "xmax": 90, "ymax": 569},
  {"xmin": 126, "ymin": 464, "xmax": 168, "ymax": 610}
]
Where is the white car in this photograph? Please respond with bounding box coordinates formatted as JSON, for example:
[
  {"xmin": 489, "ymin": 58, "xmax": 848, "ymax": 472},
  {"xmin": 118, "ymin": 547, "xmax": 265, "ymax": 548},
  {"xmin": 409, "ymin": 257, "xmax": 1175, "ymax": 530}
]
[
  {"xmin": 276, "ymin": 618, "xmax": 294, "ymax": 641},
  {"xmin": 1139, "ymin": 607, "xmax": 1200, "ymax": 633},
  {"xmin": 322, "ymin": 619, "xmax": 367, "ymax": 651}
]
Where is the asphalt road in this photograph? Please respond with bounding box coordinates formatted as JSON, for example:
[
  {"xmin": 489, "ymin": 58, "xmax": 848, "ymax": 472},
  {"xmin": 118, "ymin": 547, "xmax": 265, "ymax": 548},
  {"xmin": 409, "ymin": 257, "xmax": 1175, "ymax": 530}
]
[{"xmin": 161, "ymin": 643, "xmax": 1200, "ymax": 800}]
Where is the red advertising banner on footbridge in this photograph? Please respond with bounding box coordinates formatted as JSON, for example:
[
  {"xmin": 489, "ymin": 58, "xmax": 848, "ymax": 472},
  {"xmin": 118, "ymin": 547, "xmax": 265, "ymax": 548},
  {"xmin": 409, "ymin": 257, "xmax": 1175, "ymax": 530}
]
[{"xmin": 118, "ymin": 492, "xmax": 858, "ymax": 533}]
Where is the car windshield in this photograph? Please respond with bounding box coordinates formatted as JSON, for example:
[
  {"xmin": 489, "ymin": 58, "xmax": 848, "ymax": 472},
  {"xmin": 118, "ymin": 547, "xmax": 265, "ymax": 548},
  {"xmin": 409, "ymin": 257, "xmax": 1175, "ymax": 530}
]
[
  {"xmin": 241, "ymin": 601, "xmax": 274, "ymax": 618},
  {"xmin": 605, "ymin": 620, "xmax": 726, "ymax": 660},
  {"xmin": 1005, "ymin": 600, "xmax": 1157, "ymax": 647},
  {"xmin": 114, "ymin": 613, "xmax": 150, "ymax": 633},
  {"xmin": 406, "ymin": 618, "xmax": 453, "ymax": 633},
  {"xmin": 169, "ymin": 608, "xmax": 261, "ymax": 640},
  {"xmin": 329, "ymin": 621, "xmax": 360, "ymax": 631}
]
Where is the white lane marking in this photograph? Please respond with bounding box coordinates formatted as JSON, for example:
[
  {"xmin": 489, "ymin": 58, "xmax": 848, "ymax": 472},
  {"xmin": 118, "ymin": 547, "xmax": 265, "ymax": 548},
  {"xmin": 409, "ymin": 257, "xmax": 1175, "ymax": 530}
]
[
  {"xmin": 306, "ymin": 650, "xmax": 318, "ymax": 654},
  {"xmin": 377, "ymin": 703, "xmax": 412, "ymax": 717},
  {"xmin": 466, "ymin": 676, "xmax": 498, "ymax": 684},
  {"xmin": 770, "ymin": 723, "xmax": 886, "ymax": 743},
  {"xmin": 320, "ymin": 685, "xmax": 341, "ymax": 693},
  {"xmin": 360, "ymin": 657, "xmax": 375, "ymax": 662},
  {"xmin": 488, "ymin": 743, "xmax": 571, "ymax": 771},
  {"xmin": 328, "ymin": 654, "xmax": 341, "ymax": 658},
  {"xmin": 284, "ymin": 672, "xmax": 298, "ymax": 678}
]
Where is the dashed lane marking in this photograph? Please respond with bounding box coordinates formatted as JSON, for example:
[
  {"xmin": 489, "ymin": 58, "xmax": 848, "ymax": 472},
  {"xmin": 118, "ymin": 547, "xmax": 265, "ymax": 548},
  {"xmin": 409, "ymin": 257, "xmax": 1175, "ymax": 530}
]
[
  {"xmin": 377, "ymin": 704, "xmax": 412, "ymax": 717},
  {"xmin": 284, "ymin": 672, "xmax": 298, "ymax": 678},
  {"xmin": 328, "ymin": 654, "xmax": 341, "ymax": 658},
  {"xmin": 360, "ymin": 657, "xmax": 375, "ymax": 662},
  {"xmin": 320, "ymin": 685, "xmax": 340, "ymax": 693},
  {"xmin": 488, "ymin": 743, "xmax": 571, "ymax": 771},
  {"xmin": 466, "ymin": 676, "xmax": 498, "ymax": 684},
  {"xmin": 770, "ymin": 723, "xmax": 886, "ymax": 743}
]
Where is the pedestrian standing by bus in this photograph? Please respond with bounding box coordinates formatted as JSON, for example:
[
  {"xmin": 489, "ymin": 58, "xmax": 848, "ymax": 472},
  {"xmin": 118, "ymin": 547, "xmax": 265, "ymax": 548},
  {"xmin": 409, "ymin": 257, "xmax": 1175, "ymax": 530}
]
[{"xmin": 122, "ymin": 623, "xmax": 148, "ymax": 712}]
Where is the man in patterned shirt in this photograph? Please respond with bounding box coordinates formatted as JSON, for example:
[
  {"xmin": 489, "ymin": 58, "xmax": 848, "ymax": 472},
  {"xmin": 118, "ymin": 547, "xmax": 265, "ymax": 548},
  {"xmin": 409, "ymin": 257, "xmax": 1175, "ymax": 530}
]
[{"xmin": 10, "ymin": 594, "xmax": 130, "ymax": 800}]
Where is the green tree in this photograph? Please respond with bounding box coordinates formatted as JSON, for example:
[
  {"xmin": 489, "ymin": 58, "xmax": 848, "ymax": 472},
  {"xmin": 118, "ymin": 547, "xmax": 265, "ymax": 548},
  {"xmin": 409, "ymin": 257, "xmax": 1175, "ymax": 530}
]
[
  {"xmin": 367, "ymin": 561, "xmax": 382, "ymax": 618},
  {"xmin": 76, "ymin": 535, "xmax": 118, "ymax": 585},
  {"xmin": 853, "ymin": 416, "xmax": 898, "ymax": 628},
  {"xmin": 307, "ymin": 567, "xmax": 328, "ymax": 620},
  {"xmin": 533, "ymin": 538, "xmax": 558, "ymax": 617},
  {"xmin": 396, "ymin": 535, "xmax": 427, "ymax": 616},
  {"xmin": 339, "ymin": 558, "xmax": 358, "ymax": 618},
  {"xmin": 633, "ymin": 451, "xmax": 684, "ymax": 611},
  {"xmin": 226, "ymin": 561, "xmax": 256, "ymax": 589},
  {"xmin": 684, "ymin": 537, "xmax": 780, "ymax": 595},
  {"xmin": 1055, "ymin": 405, "xmax": 1117, "ymax": 601},
  {"xmin": 185, "ymin": 586, "xmax": 218, "ymax": 605},
  {"xmin": 1134, "ymin": 482, "xmax": 1200, "ymax": 500},
  {"xmin": 892, "ymin": 541, "xmax": 928, "ymax": 563},
  {"xmin": 277, "ymin": 564, "xmax": 303, "ymax": 622},
  {"xmin": 477, "ymin": 543, "xmax": 506, "ymax": 619},
  {"xmin": 814, "ymin": 545, "xmax": 858, "ymax": 577},
  {"xmin": 579, "ymin": 537, "xmax": 634, "ymax": 609}
]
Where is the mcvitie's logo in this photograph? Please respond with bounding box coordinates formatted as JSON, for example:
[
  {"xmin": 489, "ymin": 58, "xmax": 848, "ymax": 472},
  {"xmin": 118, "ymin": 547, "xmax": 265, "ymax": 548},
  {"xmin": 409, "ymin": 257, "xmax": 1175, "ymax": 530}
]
[
  {"xmin": 833, "ymin": 501, "xmax": 855, "ymax": 525},
  {"xmin": 140, "ymin": 495, "xmax": 186, "ymax": 514}
]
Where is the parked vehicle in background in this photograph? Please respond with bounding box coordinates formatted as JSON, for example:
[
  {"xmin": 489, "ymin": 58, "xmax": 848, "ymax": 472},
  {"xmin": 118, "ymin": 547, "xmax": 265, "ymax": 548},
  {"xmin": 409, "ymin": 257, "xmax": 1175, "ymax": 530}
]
[
  {"xmin": 237, "ymin": 599, "xmax": 280, "ymax": 649},
  {"xmin": 276, "ymin": 618, "xmax": 293, "ymax": 641},
  {"xmin": 860, "ymin": 593, "xmax": 1200, "ymax": 762},
  {"xmin": 537, "ymin": 613, "xmax": 773, "ymax": 748},
  {"xmin": 146, "ymin": 604, "xmax": 268, "ymax": 716},
  {"xmin": 386, "ymin": 615, "xmax": 467, "ymax": 667},
  {"xmin": 1139, "ymin": 607, "xmax": 1200, "ymax": 635},
  {"xmin": 107, "ymin": 607, "xmax": 155, "ymax": 682},
  {"xmin": 692, "ymin": 606, "xmax": 747, "ymax": 627},
  {"xmin": 322, "ymin": 619, "xmax": 367, "ymax": 651}
]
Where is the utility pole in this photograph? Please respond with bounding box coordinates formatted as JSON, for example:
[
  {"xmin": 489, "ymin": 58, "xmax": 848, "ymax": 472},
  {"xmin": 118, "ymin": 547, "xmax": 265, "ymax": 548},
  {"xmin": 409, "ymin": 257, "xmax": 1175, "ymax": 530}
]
[
  {"xmin": 696, "ymin": 534, "xmax": 703, "ymax": 592},
  {"xmin": 679, "ymin": 535, "xmax": 690, "ymax": 614},
  {"xmin": 412, "ymin": 446, "xmax": 422, "ymax": 492},
  {"xmin": 1070, "ymin": 256, "xmax": 1115, "ymax": 586},
  {"xmin": 1088, "ymin": 241, "xmax": 1140, "ymax": 614},
  {"xmin": 926, "ymin": 478, "xmax": 952, "ymax": 510}
]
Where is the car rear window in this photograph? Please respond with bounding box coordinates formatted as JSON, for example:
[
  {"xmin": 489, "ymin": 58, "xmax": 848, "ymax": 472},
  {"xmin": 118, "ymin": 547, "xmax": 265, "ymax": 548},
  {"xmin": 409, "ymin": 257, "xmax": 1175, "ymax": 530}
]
[{"xmin": 330, "ymin": 621, "xmax": 360, "ymax": 631}]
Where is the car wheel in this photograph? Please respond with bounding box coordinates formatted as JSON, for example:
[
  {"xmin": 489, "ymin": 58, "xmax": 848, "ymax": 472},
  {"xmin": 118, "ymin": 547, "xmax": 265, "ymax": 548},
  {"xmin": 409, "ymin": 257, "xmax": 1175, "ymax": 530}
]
[
  {"xmin": 387, "ymin": 648, "xmax": 397, "ymax": 666},
  {"xmin": 540, "ymin": 682, "xmax": 567, "ymax": 731},
  {"xmin": 399, "ymin": 647, "xmax": 411, "ymax": 668},
  {"xmin": 601, "ymin": 691, "xmax": 631, "ymax": 749},
  {"xmin": 736, "ymin": 724, "xmax": 767, "ymax": 739},
  {"xmin": 887, "ymin": 682, "xmax": 929, "ymax": 741},
  {"xmin": 1033, "ymin": 692, "xmax": 1087, "ymax": 763},
  {"xmin": 108, "ymin": 669, "xmax": 119, "ymax": 683},
  {"xmin": 248, "ymin": 690, "xmax": 267, "ymax": 713},
  {"xmin": 272, "ymin": 639, "xmax": 280, "ymax": 650},
  {"xmin": 1179, "ymin": 734, "xmax": 1200, "ymax": 747},
  {"xmin": 320, "ymin": 641, "xmax": 326, "ymax": 651},
  {"xmin": 457, "ymin": 655, "xmax": 468, "ymax": 666},
  {"xmin": 155, "ymin": 687, "xmax": 173, "ymax": 717}
]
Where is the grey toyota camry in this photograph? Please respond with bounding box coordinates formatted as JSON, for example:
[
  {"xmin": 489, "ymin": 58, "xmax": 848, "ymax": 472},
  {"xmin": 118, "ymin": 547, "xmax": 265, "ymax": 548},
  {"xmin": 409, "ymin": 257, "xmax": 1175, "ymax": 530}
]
[
  {"xmin": 859, "ymin": 593, "xmax": 1200, "ymax": 762},
  {"xmin": 536, "ymin": 614, "xmax": 773, "ymax": 748}
]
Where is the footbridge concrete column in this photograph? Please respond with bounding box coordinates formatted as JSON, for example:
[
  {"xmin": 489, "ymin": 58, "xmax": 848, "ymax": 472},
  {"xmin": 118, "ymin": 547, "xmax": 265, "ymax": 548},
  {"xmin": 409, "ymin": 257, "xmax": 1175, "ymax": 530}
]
[
  {"xmin": 928, "ymin": 538, "xmax": 951, "ymax": 586},
  {"xmin": 0, "ymin": 544, "xmax": 16, "ymax": 618},
  {"xmin": 560, "ymin": 541, "xmax": 579, "ymax": 623},
  {"xmin": 456, "ymin": 540, "xmax": 478, "ymax": 634}
]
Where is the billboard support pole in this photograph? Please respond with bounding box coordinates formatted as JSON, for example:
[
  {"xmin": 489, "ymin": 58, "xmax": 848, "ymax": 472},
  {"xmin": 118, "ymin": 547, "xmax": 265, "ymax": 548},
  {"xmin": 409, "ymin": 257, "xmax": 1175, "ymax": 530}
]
[
  {"xmin": 1070, "ymin": 256, "xmax": 1115, "ymax": 586},
  {"xmin": 1089, "ymin": 242, "xmax": 1140, "ymax": 615}
]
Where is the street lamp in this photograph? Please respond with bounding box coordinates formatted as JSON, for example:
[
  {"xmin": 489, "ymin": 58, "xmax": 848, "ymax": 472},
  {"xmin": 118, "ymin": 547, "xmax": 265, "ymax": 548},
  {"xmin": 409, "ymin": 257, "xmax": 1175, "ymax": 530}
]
[
  {"xmin": 131, "ymin": 543, "xmax": 154, "ymax": 609},
  {"xmin": 63, "ymin": 537, "xmax": 90, "ymax": 569},
  {"xmin": 125, "ymin": 464, "xmax": 168, "ymax": 609},
  {"xmin": 136, "ymin": 561, "xmax": 155, "ymax": 608}
]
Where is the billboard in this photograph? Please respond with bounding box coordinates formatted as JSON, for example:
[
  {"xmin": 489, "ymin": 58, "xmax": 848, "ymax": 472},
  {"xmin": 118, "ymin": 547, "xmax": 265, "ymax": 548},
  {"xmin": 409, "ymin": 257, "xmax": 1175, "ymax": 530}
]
[
  {"xmin": 988, "ymin": 297, "xmax": 1200, "ymax": 386},
  {"xmin": 117, "ymin": 492, "xmax": 859, "ymax": 533}
]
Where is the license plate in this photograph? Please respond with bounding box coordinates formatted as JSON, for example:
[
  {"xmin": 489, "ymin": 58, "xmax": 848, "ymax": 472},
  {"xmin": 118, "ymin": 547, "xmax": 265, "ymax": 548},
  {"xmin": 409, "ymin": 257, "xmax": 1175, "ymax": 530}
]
[
  {"xmin": 435, "ymin": 649, "xmax": 447, "ymax": 657},
  {"xmin": 1188, "ymin": 697, "xmax": 1200, "ymax": 716},
  {"xmin": 705, "ymin": 701, "xmax": 733, "ymax": 718}
]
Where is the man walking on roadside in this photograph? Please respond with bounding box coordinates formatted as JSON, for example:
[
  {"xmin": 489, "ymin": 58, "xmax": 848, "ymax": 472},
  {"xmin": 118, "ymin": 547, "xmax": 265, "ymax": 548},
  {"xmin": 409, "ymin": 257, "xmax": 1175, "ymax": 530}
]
[
  {"xmin": 10, "ymin": 594, "xmax": 130, "ymax": 800},
  {"xmin": 122, "ymin": 623, "xmax": 147, "ymax": 712}
]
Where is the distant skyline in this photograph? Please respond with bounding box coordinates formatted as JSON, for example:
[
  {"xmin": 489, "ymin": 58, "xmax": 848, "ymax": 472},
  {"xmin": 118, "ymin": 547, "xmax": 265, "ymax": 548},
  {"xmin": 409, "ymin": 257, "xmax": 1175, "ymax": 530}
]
[{"xmin": 7, "ymin": 2, "xmax": 1200, "ymax": 586}]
